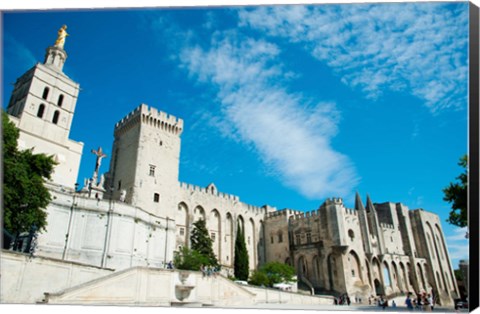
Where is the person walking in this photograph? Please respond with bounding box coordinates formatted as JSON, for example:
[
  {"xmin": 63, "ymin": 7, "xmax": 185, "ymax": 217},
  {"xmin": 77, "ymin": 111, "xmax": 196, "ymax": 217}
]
[
  {"xmin": 428, "ymin": 294, "xmax": 434, "ymax": 311},
  {"xmin": 406, "ymin": 294, "xmax": 414, "ymax": 311}
]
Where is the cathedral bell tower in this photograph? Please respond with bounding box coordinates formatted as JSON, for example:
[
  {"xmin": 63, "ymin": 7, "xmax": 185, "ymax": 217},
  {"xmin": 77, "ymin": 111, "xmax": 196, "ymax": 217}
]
[{"xmin": 6, "ymin": 25, "xmax": 84, "ymax": 188}]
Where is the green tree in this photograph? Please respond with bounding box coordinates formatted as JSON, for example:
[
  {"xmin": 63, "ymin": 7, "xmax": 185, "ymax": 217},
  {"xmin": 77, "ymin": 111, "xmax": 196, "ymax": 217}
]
[
  {"xmin": 190, "ymin": 219, "xmax": 218, "ymax": 267},
  {"xmin": 454, "ymin": 269, "xmax": 464, "ymax": 282},
  {"xmin": 173, "ymin": 246, "xmax": 209, "ymax": 271},
  {"xmin": 443, "ymin": 155, "xmax": 468, "ymax": 233},
  {"xmin": 234, "ymin": 223, "xmax": 249, "ymax": 280},
  {"xmin": 248, "ymin": 269, "xmax": 270, "ymax": 286},
  {"xmin": 2, "ymin": 111, "xmax": 56, "ymax": 244},
  {"xmin": 248, "ymin": 262, "xmax": 296, "ymax": 287}
]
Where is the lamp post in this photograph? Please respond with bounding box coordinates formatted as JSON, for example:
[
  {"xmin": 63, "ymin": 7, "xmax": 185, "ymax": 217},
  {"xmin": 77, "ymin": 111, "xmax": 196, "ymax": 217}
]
[{"xmin": 62, "ymin": 183, "xmax": 79, "ymax": 260}]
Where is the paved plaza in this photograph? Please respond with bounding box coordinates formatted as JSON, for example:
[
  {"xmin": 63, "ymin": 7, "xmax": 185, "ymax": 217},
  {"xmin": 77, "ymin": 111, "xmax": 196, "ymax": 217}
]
[{"xmin": 222, "ymin": 303, "xmax": 467, "ymax": 313}]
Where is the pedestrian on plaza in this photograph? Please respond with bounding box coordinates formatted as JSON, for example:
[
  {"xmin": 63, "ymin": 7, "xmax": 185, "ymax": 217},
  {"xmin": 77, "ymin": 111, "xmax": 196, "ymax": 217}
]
[
  {"xmin": 428, "ymin": 294, "xmax": 434, "ymax": 311},
  {"xmin": 416, "ymin": 294, "xmax": 422, "ymax": 310},
  {"xmin": 406, "ymin": 293, "xmax": 414, "ymax": 311},
  {"xmin": 422, "ymin": 294, "xmax": 430, "ymax": 312}
]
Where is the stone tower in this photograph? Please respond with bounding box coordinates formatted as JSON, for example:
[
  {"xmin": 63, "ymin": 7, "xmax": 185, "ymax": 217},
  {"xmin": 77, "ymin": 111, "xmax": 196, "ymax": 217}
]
[
  {"xmin": 105, "ymin": 104, "xmax": 184, "ymax": 217},
  {"xmin": 6, "ymin": 26, "xmax": 83, "ymax": 188}
]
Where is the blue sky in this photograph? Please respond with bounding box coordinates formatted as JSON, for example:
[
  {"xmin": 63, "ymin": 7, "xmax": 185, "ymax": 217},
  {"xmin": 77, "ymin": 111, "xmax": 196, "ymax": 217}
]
[{"xmin": 2, "ymin": 2, "xmax": 470, "ymax": 267}]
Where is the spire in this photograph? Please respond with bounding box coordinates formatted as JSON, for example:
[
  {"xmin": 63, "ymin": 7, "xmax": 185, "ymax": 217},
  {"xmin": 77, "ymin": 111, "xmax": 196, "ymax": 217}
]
[
  {"xmin": 355, "ymin": 192, "xmax": 366, "ymax": 211},
  {"xmin": 366, "ymin": 194, "xmax": 376, "ymax": 212},
  {"xmin": 44, "ymin": 25, "xmax": 69, "ymax": 72}
]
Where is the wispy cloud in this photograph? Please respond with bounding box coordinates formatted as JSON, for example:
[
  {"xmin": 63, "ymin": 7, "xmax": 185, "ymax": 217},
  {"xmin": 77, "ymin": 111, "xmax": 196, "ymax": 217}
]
[
  {"xmin": 178, "ymin": 33, "xmax": 359, "ymax": 199},
  {"xmin": 3, "ymin": 33, "xmax": 37, "ymax": 73},
  {"xmin": 446, "ymin": 227, "xmax": 469, "ymax": 264},
  {"xmin": 239, "ymin": 3, "xmax": 468, "ymax": 113}
]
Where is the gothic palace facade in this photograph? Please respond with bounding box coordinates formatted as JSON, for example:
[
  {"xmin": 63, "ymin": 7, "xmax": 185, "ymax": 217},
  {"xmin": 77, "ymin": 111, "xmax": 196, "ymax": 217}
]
[{"xmin": 5, "ymin": 29, "xmax": 459, "ymax": 306}]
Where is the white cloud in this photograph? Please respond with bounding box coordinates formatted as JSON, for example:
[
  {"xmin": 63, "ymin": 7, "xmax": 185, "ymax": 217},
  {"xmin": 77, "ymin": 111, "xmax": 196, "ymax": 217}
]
[
  {"xmin": 179, "ymin": 34, "xmax": 359, "ymax": 199},
  {"xmin": 446, "ymin": 227, "xmax": 469, "ymax": 263},
  {"xmin": 239, "ymin": 3, "xmax": 468, "ymax": 112}
]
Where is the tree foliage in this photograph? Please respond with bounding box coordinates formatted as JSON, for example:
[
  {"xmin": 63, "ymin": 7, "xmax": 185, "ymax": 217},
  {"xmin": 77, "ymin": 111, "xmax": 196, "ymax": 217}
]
[
  {"xmin": 443, "ymin": 155, "xmax": 468, "ymax": 230},
  {"xmin": 190, "ymin": 219, "xmax": 218, "ymax": 267},
  {"xmin": 173, "ymin": 246, "xmax": 209, "ymax": 271},
  {"xmin": 234, "ymin": 222, "xmax": 249, "ymax": 280},
  {"xmin": 249, "ymin": 262, "xmax": 296, "ymax": 287},
  {"xmin": 454, "ymin": 269, "xmax": 464, "ymax": 282},
  {"xmin": 2, "ymin": 111, "xmax": 56, "ymax": 238}
]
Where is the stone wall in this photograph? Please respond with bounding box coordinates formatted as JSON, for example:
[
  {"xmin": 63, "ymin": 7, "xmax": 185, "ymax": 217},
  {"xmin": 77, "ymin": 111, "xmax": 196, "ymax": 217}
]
[
  {"xmin": 36, "ymin": 187, "xmax": 176, "ymax": 270},
  {"xmin": 0, "ymin": 250, "xmax": 113, "ymax": 303}
]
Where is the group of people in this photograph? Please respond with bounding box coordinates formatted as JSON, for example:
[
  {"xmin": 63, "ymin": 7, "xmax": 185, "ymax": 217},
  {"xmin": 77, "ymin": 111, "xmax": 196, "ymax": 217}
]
[
  {"xmin": 200, "ymin": 265, "xmax": 220, "ymax": 277},
  {"xmin": 372, "ymin": 295, "xmax": 390, "ymax": 309},
  {"xmin": 334, "ymin": 294, "xmax": 351, "ymax": 305},
  {"xmin": 405, "ymin": 292, "xmax": 435, "ymax": 311}
]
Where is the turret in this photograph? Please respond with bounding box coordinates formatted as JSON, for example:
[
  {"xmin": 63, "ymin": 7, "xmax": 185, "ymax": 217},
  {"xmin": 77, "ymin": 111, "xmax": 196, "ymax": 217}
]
[
  {"xmin": 105, "ymin": 104, "xmax": 183, "ymax": 217},
  {"xmin": 355, "ymin": 192, "xmax": 373, "ymax": 254},
  {"xmin": 366, "ymin": 194, "xmax": 386, "ymax": 254}
]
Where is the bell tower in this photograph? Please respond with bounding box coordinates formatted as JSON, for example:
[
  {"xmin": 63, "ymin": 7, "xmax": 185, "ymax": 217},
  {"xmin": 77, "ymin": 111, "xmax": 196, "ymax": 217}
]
[{"xmin": 6, "ymin": 25, "xmax": 84, "ymax": 189}]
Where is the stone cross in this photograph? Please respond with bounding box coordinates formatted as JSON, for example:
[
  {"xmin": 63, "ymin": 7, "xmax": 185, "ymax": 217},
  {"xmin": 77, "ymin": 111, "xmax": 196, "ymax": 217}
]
[{"xmin": 91, "ymin": 147, "xmax": 107, "ymax": 183}]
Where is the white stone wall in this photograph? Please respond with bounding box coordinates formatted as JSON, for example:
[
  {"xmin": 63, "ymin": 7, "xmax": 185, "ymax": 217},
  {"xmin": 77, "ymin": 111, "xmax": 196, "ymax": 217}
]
[
  {"xmin": 36, "ymin": 187, "xmax": 175, "ymax": 270},
  {"xmin": 0, "ymin": 250, "xmax": 113, "ymax": 303}
]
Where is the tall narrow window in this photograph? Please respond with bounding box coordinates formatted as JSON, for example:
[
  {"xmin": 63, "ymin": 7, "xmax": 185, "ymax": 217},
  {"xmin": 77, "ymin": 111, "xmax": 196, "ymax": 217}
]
[
  {"xmin": 52, "ymin": 110, "xmax": 60, "ymax": 124},
  {"xmin": 149, "ymin": 165, "xmax": 156, "ymax": 176},
  {"xmin": 57, "ymin": 94, "xmax": 64, "ymax": 107},
  {"xmin": 42, "ymin": 87, "xmax": 49, "ymax": 100},
  {"xmin": 278, "ymin": 232, "xmax": 283, "ymax": 243},
  {"xmin": 306, "ymin": 232, "xmax": 312, "ymax": 243},
  {"xmin": 37, "ymin": 104, "xmax": 45, "ymax": 118},
  {"xmin": 153, "ymin": 193, "xmax": 160, "ymax": 203}
]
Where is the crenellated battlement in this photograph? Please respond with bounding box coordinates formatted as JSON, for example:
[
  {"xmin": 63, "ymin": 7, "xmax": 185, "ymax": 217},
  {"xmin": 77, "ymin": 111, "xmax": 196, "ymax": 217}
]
[
  {"xmin": 179, "ymin": 182, "xmax": 266, "ymax": 215},
  {"xmin": 324, "ymin": 197, "xmax": 344, "ymax": 205},
  {"xmin": 179, "ymin": 181, "xmax": 240, "ymax": 202},
  {"xmin": 266, "ymin": 208, "xmax": 301, "ymax": 219},
  {"xmin": 380, "ymin": 222, "xmax": 395, "ymax": 229},
  {"xmin": 344, "ymin": 207, "xmax": 358, "ymax": 216},
  {"xmin": 289, "ymin": 209, "xmax": 321, "ymax": 221},
  {"xmin": 114, "ymin": 104, "xmax": 184, "ymax": 136},
  {"xmin": 114, "ymin": 104, "xmax": 143, "ymax": 136}
]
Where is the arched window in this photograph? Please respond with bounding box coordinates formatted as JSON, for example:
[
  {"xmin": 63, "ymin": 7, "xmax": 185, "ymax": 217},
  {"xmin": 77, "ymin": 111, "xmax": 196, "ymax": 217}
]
[
  {"xmin": 42, "ymin": 87, "xmax": 50, "ymax": 100},
  {"xmin": 37, "ymin": 104, "xmax": 45, "ymax": 118},
  {"xmin": 57, "ymin": 94, "xmax": 64, "ymax": 107},
  {"xmin": 52, "ymin": 110, "xmax": 60, "ymax": 124}
]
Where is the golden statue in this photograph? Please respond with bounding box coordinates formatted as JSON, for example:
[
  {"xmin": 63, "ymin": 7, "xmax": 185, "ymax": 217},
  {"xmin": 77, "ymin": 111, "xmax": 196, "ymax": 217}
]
[{"xmin": 54, "ymin": 25, "xmax": 69, "ymax": 49}]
